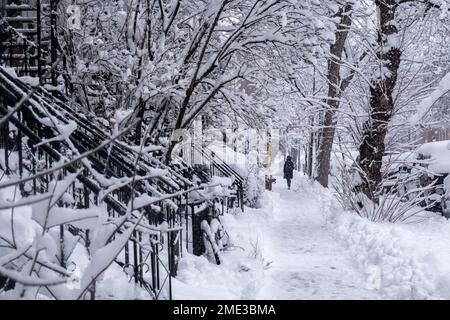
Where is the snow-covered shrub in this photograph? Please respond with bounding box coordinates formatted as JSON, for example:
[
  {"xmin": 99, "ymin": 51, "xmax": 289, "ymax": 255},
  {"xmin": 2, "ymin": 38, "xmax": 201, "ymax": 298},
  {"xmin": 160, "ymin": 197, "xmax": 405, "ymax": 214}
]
[
  {"xmin": 248, "ymin": 236, "xmax": 262, "ymax": 260},
  {"xmin": 333, "ymin": 153, "xmax": 434, "ymax": 222},
  {"xmin": 243, "ymin": 164, "xmax": 264, "ymax": 208},
  {"xmin": 201, "ymin": 218, "xmax": 225, "ymax": 265}
]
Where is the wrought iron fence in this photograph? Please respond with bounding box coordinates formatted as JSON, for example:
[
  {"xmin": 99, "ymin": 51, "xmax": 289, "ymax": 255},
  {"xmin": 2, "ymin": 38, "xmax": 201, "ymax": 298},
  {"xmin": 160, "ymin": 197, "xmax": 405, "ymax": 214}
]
[{"xmin": 0, "ymin": 5, "xmax": 245, "ymax": 298}]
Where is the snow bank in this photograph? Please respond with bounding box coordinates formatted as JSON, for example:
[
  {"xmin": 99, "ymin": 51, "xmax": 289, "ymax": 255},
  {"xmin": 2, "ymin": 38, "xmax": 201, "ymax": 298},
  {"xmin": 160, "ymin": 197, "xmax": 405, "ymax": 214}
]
[
  {"xmin": 326, "ymin": 210, "xmax": 435, "ymax": 299},
  {"xmin": 311, "ymin": 177, "xmax": 440, "ymax": 299}
]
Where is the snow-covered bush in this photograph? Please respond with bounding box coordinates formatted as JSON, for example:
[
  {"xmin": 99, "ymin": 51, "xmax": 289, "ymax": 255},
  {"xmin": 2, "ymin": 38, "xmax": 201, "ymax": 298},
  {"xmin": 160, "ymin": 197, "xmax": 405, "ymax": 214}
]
[
  {"xmin": 331, "ymin": 148, "xmax": 438, "ymax": 222},
  {"xmin": 243, "ymin": 164, "xmax": 264, "ymax": 209}
]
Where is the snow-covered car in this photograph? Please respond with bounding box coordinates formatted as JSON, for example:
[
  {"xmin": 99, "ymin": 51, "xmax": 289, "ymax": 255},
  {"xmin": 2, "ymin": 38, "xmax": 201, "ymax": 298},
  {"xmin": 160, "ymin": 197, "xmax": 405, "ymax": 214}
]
[
  {"xmin": 381, "ymin": 151, "xmax": 423, "ymax": 197},
  {"xmin": 415, "ymin": 141, "xmax": 450, "ymax": 215},
  {"xmin": 418, "ymin": 173, "xmax": 447, "ymax": 213},
  {"xmin": 395, "ymin": 140, "xmax": 450, "ymax": 215},
  {"xmin": 442, "ymin": 175, "xmax": 450, "ymax": 218}
]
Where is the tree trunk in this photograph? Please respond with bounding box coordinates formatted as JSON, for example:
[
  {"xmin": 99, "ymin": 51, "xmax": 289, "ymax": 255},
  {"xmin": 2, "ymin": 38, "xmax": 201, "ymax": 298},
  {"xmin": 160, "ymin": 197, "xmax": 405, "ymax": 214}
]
[
  {"xmin": 307, "ymin": 116, "xmax": 314, "ymax": 179},
  {"xmin": 134, "ymin": 99, "xmax": 145, "ymax": 145},
  {"xmin": 358, "ymin": 0, "xmax": 401, "ymax": 203},
  {"xmin": 315, "ymin": 4, "xmax": 353, "ymax": 187}
]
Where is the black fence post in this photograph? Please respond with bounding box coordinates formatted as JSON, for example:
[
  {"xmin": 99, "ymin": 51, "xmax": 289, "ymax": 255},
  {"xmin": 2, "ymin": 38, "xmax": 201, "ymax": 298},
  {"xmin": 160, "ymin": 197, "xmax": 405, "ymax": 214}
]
[
  {"xmin": 17, "ymin": 115, "xmax": 24, "ymax": 193},
  {"xmin": 133, "ymin": 232, "xmax": 139, "ymax": 284},
  {"xmin": 2, "ymin": 119, "xmax": 9, "ymax": 174}
]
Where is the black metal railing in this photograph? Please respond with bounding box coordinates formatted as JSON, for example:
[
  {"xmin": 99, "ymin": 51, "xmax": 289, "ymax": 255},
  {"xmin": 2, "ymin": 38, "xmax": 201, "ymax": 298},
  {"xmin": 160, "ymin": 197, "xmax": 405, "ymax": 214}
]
[
  {"xmin": 0, "ymin": 4, "xmax": 242, "ymax": 297},
  {"xmin": 0, "ymin": 65, "xmax": 236, "ymax": 299},
  {"xmin": 190, "ymin": 143, "xmax": 245, "ymax": 212},
  {"xmin": 1, "ymin": 0, "xmax": 58, "ymax": 81}
]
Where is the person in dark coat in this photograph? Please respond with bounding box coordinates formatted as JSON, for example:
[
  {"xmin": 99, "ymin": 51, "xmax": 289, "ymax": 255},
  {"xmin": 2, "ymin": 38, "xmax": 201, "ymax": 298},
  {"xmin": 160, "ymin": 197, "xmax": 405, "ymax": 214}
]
[{"xmin": 283, "ymin": 155, "xmax": 294, "ymax": 190}]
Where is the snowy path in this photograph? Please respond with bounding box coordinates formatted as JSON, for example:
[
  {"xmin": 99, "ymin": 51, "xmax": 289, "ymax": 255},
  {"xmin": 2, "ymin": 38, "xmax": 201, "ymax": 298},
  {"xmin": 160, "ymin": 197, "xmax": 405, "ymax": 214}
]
[
  {"xmin": 256, "ymin": 176, "xmax": 380, "ymax": 299},
  {"xmin": 175, "ymin": 172, "xmax": 450, "ymax": 300}
]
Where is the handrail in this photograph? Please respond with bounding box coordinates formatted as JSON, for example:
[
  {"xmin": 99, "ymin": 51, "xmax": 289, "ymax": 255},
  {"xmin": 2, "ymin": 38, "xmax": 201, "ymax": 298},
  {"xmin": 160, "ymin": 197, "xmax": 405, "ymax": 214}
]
[
  {"xmin": 191, "ymin": 143, "xmax": 244, "ymax": 184},
  {"xmin": 0, "ymin": 16, "xmax": 245, "ymax": 300},
  {"xmin": 0, "ymin": 70, "xmax": 192, "ymax": 299},
  {"xmin": 0, "ymin": 66, "xmax": 191, "ymax": 193}
]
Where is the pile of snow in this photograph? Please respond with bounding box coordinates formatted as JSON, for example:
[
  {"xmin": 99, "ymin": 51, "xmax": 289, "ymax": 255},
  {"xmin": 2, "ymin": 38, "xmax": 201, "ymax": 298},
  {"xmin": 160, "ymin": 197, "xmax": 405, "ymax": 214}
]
[
  {"xmin": 208, "ymin": 144, "xmax": 251, "ymax": 173},
  {"xmin": 310, "ymin": 175, "xmax": 450, "ymax": 299},
  {"xmin": 210, "ymin": 176, "xmax": 233, "ymax": 187},
  {"xmin": 173, "ymin": 194, "xmax": 274, "ymax": 299},
  {"xmin": 18, "ymin": 76, "xmax": 39, "ymax": 87},
  {"xmin": 0, "ymin": 183, "xmax": 38, "ymax": 255},
  {"xmin": 326, "ymin": 210, "xmax": 435, "ymax": 298}
]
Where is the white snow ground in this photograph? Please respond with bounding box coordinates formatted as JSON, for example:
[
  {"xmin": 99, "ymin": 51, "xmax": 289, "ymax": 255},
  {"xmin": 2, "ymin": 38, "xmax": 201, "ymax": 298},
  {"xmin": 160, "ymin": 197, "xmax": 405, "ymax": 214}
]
[
  {"xmin": 174, "ymin": 172, "xmax": 380, "ymax": 299},
  {"xmin": 255, "ymin": 175, "xmax": 380, "ymax": 299},
  {"xmin": 175, "ymin": 171, "xmax": 450, "ymax": 300},
  {"xmin": 4, "ymin": 168, "xmax": 450, "ymax": 299}
]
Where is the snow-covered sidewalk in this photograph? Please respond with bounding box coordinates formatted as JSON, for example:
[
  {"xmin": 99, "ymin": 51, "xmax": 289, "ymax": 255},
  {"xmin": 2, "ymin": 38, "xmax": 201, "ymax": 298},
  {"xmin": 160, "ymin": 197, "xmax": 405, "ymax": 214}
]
[
  {"xmin": 174, "ymin": 173, "xmax": 381, "ymax": 299},
  {"xmin": 174, "ymin": 172, "xmax": 450, "ymax": 300},
  {"xmin": 255, "ymin": 175, "xmax": 380, "ymax": 299}
]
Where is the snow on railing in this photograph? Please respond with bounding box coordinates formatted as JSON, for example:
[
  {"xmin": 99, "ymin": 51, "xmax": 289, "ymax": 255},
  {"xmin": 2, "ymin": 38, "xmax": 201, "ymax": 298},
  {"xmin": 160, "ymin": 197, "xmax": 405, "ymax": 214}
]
[{"xmin": 0, "ymin": 67, "xmax": 240, "ymax": 299}]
